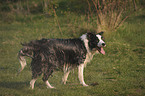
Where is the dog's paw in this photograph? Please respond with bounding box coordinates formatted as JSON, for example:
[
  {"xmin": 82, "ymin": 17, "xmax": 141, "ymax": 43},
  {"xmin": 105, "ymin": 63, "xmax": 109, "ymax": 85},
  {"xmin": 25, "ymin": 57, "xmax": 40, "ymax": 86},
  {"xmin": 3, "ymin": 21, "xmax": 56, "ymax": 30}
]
[
  {"xmin": 47, "ymin": 86, "xmax": 55, "ymax": 89},
  {"xmin": 82, "ymin": 84, "xmax": 89, "ymax": 87}
]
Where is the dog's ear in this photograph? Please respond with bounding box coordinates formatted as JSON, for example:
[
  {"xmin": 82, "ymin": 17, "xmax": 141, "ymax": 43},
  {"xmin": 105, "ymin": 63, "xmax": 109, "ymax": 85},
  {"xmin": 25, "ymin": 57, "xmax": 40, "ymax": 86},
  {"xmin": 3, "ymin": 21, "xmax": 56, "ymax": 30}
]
[
  {"xmin": 97, "ymin": 31, "xmax": 104, "ymax": 35},
  {"xmin": 87, "ymin": 32, "xmax": 96, "ymax": 40}
]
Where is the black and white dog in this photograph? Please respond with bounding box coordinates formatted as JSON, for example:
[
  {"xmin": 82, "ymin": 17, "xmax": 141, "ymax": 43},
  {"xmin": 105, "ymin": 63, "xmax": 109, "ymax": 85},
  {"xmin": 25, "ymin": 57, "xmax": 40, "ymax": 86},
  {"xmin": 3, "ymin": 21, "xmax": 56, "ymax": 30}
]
[{"xmin": 18, "ymin": 32, "xmax": 106, "ymax": 89}]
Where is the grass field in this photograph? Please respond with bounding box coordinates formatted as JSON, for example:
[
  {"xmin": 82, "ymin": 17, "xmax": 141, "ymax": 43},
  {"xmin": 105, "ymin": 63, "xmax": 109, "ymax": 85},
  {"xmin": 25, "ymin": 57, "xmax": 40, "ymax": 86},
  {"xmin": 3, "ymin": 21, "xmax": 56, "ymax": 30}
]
[{"xmin": 0, "ymin": 8, "xmax": 145, "ymax": 96}]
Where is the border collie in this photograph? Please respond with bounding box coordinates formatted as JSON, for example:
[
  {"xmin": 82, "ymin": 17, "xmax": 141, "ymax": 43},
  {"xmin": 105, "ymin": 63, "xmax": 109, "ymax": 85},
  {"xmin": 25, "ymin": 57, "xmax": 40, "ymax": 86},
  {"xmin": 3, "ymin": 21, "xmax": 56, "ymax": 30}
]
[{"xmin": 18, "ymin": 32, "xmax": 106, "ymax": 89}]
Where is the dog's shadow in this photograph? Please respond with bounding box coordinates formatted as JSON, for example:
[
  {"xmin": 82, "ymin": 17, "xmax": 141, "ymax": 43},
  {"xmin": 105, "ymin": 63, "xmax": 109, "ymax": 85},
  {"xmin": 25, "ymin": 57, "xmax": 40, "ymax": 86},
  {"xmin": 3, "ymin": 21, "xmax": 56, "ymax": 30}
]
[
  {"xmin": 0, "ymin": 81, "xmax": 99, "ymax": 90},
  {"xmin": 0, "ymin": 81, "xmax": 29, "ymax": 90}
]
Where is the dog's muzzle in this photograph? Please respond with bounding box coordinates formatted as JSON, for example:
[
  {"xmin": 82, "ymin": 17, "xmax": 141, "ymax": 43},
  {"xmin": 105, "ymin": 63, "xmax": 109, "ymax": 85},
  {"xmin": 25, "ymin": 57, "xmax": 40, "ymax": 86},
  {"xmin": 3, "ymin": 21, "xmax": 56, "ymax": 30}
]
[{"xmin": 102, "ymin": 43, "xmax": 106, "ymax": 47}]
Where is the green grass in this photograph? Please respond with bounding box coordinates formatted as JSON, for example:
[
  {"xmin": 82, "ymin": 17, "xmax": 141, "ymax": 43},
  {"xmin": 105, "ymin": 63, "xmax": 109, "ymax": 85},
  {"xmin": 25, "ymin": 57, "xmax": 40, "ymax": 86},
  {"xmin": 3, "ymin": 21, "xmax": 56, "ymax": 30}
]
[{"xmin": 0, "ymin": 10, "xmax": 145, "ymax": 96}]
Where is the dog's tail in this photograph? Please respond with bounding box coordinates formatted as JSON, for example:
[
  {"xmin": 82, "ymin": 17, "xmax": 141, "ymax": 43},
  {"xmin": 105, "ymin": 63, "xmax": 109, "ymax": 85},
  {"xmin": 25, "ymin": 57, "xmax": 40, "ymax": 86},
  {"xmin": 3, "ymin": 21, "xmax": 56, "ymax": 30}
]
[
  {"xmin": 18, "ymin": 50, "xmax": 27, "ymax": 74},
  {"xmin": 17, "ymin": 39, "xmax": 47, "ymax": 75},
  {"xmin": 17, "ymin": 43, "xmax": 34, "ymax": 75}
]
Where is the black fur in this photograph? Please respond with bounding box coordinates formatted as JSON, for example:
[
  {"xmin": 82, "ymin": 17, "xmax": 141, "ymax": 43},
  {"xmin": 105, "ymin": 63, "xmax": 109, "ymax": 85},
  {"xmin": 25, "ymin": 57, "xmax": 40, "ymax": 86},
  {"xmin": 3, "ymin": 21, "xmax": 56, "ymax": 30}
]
[
  {"xmin": 20, "ymin": 38, "xmax": 88, "ymax": 81},
  {"xmin": 18, "ymin": 32, "xmax": 105, "ymax": 88}
]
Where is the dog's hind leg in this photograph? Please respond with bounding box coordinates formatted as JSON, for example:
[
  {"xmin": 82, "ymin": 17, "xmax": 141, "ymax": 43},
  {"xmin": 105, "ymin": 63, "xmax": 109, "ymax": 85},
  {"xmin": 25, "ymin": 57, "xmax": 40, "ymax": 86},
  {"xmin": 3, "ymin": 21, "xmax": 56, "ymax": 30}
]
[
  {"xmin": 30, "ymin": 60, "xmax": 42, "ymax": 89},
  {"xmin": 30, "ymin": 78, "xmax": 37, "ymax": 89},
  {"xmin": 42, "ymin": 68, "xmax": 55, "ymax": 88},
  {"xmin": 78, "ymin": 64, "xmax": 88, "ymax": 86},
  {"xmin": 45, "ymin": 80, "xmax": 54, "ymax": 89},
  {"xmin": 30, "ymin": 71, "xmax": 42, "ymax": 89}
]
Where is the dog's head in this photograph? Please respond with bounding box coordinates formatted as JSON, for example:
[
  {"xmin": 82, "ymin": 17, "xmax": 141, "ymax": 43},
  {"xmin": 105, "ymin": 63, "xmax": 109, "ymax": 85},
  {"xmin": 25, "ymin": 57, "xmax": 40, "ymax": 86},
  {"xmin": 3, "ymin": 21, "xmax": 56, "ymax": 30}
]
[
  {"xmin": 87, "ymin": 32, "xmax": 106, "ymax": 55},
  {"xmin": 81, "ymin": 32, "xmax": 106, "ymax": 55}
]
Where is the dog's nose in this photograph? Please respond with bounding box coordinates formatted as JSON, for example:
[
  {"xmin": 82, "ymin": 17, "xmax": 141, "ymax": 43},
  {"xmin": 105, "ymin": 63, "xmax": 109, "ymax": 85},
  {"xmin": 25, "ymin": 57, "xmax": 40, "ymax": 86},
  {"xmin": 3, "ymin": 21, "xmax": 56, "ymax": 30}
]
[{"xmin": 102, "ymin": 43, "xmax": 106, "ymax": 47}]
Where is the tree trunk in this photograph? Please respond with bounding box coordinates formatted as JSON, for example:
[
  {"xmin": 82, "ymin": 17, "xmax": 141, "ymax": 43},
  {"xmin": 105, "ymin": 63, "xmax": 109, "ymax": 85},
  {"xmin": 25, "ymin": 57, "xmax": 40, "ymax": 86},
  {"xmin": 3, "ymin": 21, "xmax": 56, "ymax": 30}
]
[
  {"xmin": 43, "ymin": 0, "xmax": 49, "ymax": 14},
  {"xmin": 133, "ymin": 0, "xmax": 137, "ymax": 11}
]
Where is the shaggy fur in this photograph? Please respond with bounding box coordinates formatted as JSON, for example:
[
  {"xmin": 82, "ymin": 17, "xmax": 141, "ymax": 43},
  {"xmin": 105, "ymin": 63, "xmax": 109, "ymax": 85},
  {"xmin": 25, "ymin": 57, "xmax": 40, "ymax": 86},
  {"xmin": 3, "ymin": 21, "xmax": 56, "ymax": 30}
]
[{"xmin": 18, "ymin": 32, "xmax": 106, "ymax": 89}]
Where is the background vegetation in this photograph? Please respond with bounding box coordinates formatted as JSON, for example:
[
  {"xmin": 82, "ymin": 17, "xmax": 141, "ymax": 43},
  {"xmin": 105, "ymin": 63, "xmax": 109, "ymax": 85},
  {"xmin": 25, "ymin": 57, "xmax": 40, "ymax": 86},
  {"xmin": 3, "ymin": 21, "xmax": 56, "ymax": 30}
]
[{"xmin": 0, "ymin": 0, "xmax": 145, "ymax": 96}]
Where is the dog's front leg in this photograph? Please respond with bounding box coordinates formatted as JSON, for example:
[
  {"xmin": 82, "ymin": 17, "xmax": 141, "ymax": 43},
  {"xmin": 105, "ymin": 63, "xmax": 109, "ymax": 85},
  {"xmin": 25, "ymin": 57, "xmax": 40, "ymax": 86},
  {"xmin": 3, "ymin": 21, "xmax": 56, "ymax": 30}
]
[
  {"xmin": 62, "ymin": 70, "xmax": 70, "ymax": 84},
  {"xmin": 78, "ymin": 64, "xmax": 88, "ymax": 86}
]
